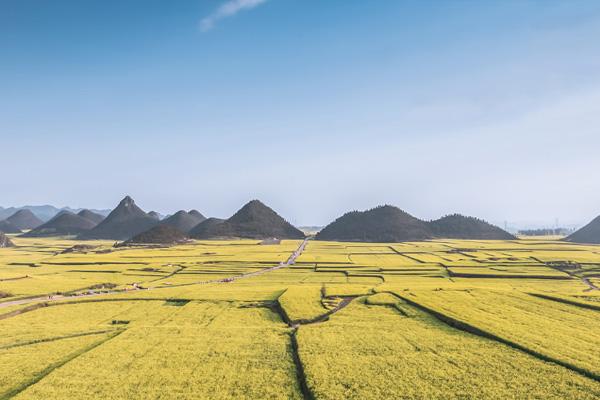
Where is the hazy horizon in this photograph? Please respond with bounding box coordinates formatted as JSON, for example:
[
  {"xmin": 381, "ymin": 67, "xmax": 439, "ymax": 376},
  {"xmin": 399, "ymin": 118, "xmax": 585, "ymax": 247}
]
[{"xmin": 3, "ymin": 0, "xmax": 600, "ymax": 227}]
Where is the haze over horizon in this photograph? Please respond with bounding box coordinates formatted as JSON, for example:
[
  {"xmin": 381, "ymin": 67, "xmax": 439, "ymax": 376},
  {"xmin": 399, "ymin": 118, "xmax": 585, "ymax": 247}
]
[{"xmin": 2, "ymin": 0, "xmax": 600, "ymax": 227}]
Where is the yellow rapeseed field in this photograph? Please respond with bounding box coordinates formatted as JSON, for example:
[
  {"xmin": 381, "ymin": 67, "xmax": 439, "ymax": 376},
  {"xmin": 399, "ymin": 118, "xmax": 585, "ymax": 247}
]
[
  {"xmin": 296, "ymin": 298, "xmax": 600, "ymax": 399},
  {"xmin": 1, "ymin": 236, "xmax": 600, "ymax": 398}
]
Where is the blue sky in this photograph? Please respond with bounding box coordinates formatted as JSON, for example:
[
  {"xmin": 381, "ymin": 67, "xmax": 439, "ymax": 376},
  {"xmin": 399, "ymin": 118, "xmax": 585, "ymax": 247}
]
[{"xmin": 2, "ymin": 0, "xmax": 600, "ymax": 227}]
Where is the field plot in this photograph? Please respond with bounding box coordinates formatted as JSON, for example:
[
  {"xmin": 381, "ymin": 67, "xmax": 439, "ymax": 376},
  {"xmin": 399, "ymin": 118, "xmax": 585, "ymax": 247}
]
[
  {"xmin": 0, "ymin": 333, "xmax": 113, "ymax": 399},
  {"xmin": 0, "ymin": 238, "xmax": 300, "ymax": 299},
  {"xmin": 0, "ymin": 300, "xmax": 180, "ymax": 347},
  {"xmin": 1, "ymin": 236, "xmax": 600, "ymax": 399},
  {"xmin": 296, "ymin": 298, "xmax": 600, "ymax": 399},
  {"xmin": 398, "ymin": 289, "xmax": 600, "ymax": 379},
  {"xmin": 446, "ymin": 265, "xmax": 570, "ymax": 278},
  {"xmin": 5, "ymin": 302, "xmax": 301, "ymax": 400},
  {"xmin": 278, "ymin": 285, "xmax": 326, "ymax": 323}
]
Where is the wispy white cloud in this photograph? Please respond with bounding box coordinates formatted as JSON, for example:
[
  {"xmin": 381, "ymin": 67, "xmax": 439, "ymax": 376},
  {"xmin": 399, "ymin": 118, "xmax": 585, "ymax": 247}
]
[{"xmin": 200, "ymin": 0, "xmax": 268, "ymax": 32}]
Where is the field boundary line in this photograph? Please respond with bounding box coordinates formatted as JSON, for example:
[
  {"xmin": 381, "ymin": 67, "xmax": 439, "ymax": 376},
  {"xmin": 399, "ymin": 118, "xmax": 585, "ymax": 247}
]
[
  {"xmin": 386, "ymin": 291, "xmax": 600, "ymax": 382},
  {"xmin": 0, "ymin": 329, "xmax": 117, "ymax": 351},
  {"xmin": 0, "ymin": 239, "xmax": 309, "ymax": 309},
  {"xmin": 387, "ymin": 247, "xmax": 425, "ymax": 264},
  {"xmin": 582, "ymin": 277, "xmax": 599, "ymax": 291},
  {"xmin": 530, "ymin": 257, "xmax": 599, "ymax": 291},
  {"xmin": 290, "ymin": 328, "xmax": 315, "ymax": 400},
  {"xmin": 160, "ymin": 238, "xmax": 309, "ymax": 288},
  {"xmin": 527, "ymin": 293, "xmax": 600, "ymax": 312},
  {"xmin": 446, "ymin": 271, "xmax": 572, "ymax": 280},
  {"xmin": 244, "ymin": 295, "xmax": 314, "ymax": 400},
  {"xmin": 0, "ymin": 294, "xmax": 52, "ymax": 307},
  {"xmin": 0, "ymin": 329, "xmax": 125, "ymax": 400},
  {"xmin": 0, "ymin": 302, "xmax": 50, "ymax": 321},
  {"xmin": 1, "ymin": 298, "xmax": 269, "ymax": 321},
  {"xmin": 0, "ymin": 298, "xmax": 168, "ymax": 321},
  {"xmin": 0, "ymin": 276, "xmax": 29, "ymax": 282},
  {"xmin": 292, "ymin": 296, "xmax": 356, "ymax": 326},
  {"xmin": 275, "ymin": 289, "xmax": 358, "ymax": 328}
]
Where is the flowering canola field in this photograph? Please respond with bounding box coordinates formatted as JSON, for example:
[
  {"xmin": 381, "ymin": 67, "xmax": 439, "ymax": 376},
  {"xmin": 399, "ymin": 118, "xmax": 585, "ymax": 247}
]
[{"xmin": 1, "ymin": 236, "xmax": 600, "ymax": 399}]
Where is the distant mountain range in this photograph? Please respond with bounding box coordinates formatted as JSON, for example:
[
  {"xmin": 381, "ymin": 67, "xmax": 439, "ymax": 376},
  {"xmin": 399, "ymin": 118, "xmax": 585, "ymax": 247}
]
[
  {"xmin": 0, "ymin": 205, "xmax": 111, "ymax": 222},
  {"xmin": 7, "ymin": 198, "xmax": 599, "ymax": 244}
]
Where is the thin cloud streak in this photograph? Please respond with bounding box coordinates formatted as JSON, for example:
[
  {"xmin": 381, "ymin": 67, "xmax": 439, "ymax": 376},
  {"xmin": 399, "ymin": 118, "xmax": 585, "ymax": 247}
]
[{"xmin": 200, "ymin": 0, "xmax": 268, "ymax": 32}]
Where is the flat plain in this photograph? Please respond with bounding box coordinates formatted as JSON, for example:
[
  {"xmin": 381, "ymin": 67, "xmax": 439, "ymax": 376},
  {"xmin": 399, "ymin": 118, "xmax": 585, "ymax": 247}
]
[{"xmin": 1, "ymin": 236, "xmax": 600, "ymax": 399}]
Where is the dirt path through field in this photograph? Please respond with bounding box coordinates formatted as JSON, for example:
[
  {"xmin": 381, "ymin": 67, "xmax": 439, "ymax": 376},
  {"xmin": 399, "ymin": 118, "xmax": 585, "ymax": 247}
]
[
  {"xmin": 0, "ymin": 238, "xmax": 310, "ymax": 310},
  {"xmin": 582, "ymin": 277, "xmax": 599, "ymax": 291},
  {"xmin": 290, "ymin": 296, "xmax": 356, "ymax": 328},
  {"xmin": 174, "ymin": 238, "xmax": 309, "ymax": 287},
  {"xmin": 284, "ymin": 293, "xmax": 357, "ymax": 400}
]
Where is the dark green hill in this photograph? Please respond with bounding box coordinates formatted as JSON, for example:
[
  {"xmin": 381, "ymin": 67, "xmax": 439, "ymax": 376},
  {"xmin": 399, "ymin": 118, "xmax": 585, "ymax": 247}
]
[
  {"xmin": 189, "ymin": 210, "xmax": 206, "ymax": 220},
  {"xmin": 77, "ymin": 209, "xmax": 105, "ymax": 225},
  {"xmin": 429, "ymin": 214, "xmax": 516, "ymax": 240},
  {"xmin": 5, "ymin": 209, "xmax": 43, "ymax": 230},
  {"xmin": 315, "ymin": 205, "xmax": 431, "ymax": 242},
  {"xmin": 188, "ymin": 217, "xmax": 225, "ymax": 238},
  {"xmin": 23, "ymin": 211, "xmax": 97, "ymax": 237},
  {"xmin": 316, "ymin": 206, "xmax": 516, "ymax": 242},
  {"xmin": 0, "ymin": 220, "xmax": 22, "ymax": 234},
  {"xmin": 160, "ymin": 210, "xmax": 206, "ymax": 233},
  {"xmin": 122, "ymin": 225, "xmax": 188, "ymax": 245},
  {"xmin": 78, "ymin": 196, "xmax": 158, "ymax": 240},
  {"xmin": 564, "ymin": 216, "xmax": 600, "ymax": 244},
  {"xmin": 190, "ymin": 200, "xmax": 304, "ymax": 240}
]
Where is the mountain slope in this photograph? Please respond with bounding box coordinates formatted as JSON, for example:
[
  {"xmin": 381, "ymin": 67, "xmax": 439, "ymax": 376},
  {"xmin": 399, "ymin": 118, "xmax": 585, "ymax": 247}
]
[
  {"xmin": 429, "ymin": 214, "xmax": 516, "ymax": 240},
  {"xmin": 148, "ymin": 211, "xmax": 161, "ymax": 220},
  {"xmin": 0, "ymin": 220, "xmax": 22, "ymax": 234},
  {"xmin": 123, "ymin": 225, "xmax": 188, "ymax": 245},
  {"xmin": 160, "ymin": 210, "xmax": 206, "ymax": 233},
  {"xmin": 78, "ymin": 196, "xmax": 158, "ymax": 240},
  {"xmin": 315, "ymin": 205, "xmax": 431, "ymax": 242},
  {"xmin": 77, "ymin": 209, "xmax": 105, "ymax": 225},
  {"xmin": 190, "ymin": 200, "xmax": 304, "ymax": 240},
  {"xmin": 564, "ymin": 216, "xmax": 600, "ymax": 244},
  {"xmin": 5, "ymin": 210, "xmax": 44, "ymax": 230},
  {"xmin": 189, "ymin": 210, "xmax": 206, "ymax": 220},
  {"xmin": 23, "ymin": 212, "xmax": 97, "ymax": 237},
  {"xmin": 188, "ymin": 218, "xmax": 225, "ymax": 238}
]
